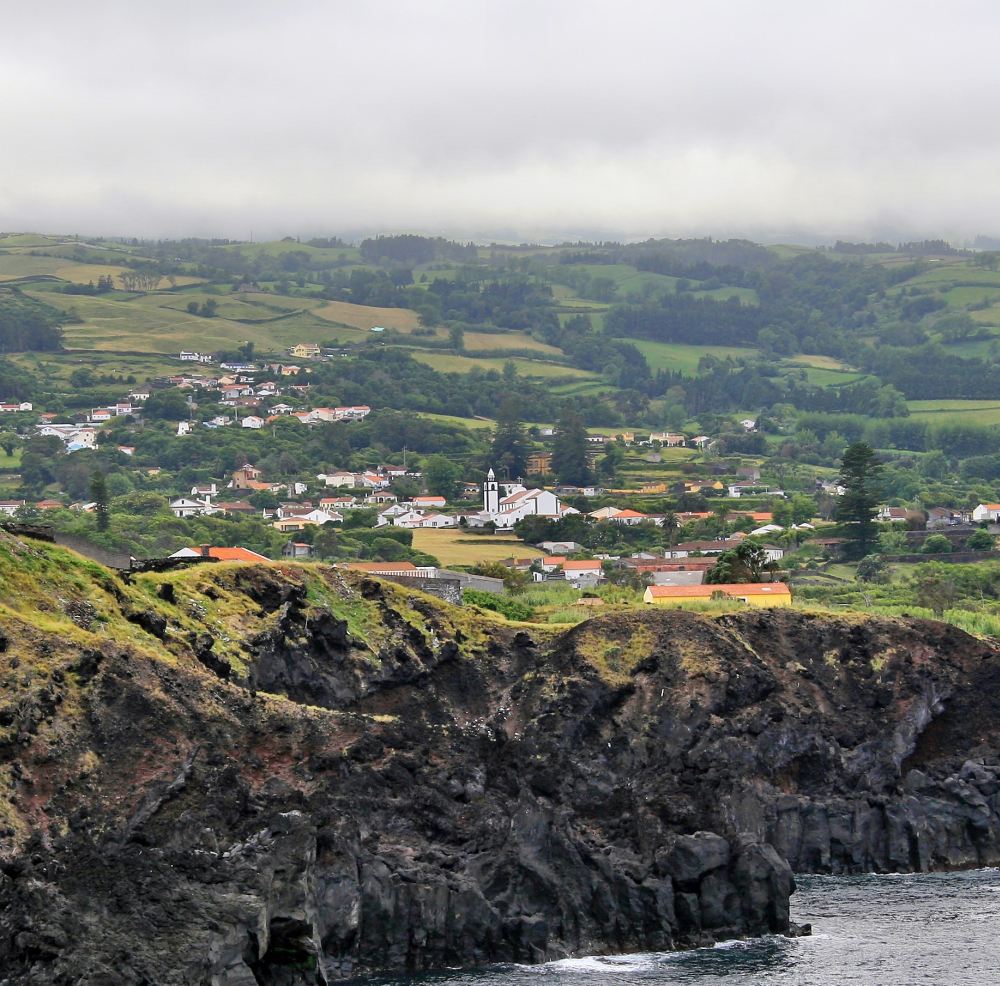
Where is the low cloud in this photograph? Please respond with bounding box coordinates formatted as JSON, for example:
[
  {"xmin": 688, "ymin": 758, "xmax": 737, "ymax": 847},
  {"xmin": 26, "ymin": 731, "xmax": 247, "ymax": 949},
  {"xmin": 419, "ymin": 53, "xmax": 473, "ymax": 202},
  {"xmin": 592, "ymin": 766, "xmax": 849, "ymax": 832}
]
[{"xmin": 1, "ymin": 0, "xmax": 997, "ymax": 242}]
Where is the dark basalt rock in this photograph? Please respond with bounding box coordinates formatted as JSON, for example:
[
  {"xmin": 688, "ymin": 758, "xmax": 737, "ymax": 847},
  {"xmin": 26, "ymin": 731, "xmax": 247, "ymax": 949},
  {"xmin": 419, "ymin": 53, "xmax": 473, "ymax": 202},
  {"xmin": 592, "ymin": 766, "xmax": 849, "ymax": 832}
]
[
  {"xmin": 3, "ymin": 596, "xmax": 1000, "ymax": 983},
  {"xmin": 126, "ymin": 607, "xmax": 167, "ymax": 639}
]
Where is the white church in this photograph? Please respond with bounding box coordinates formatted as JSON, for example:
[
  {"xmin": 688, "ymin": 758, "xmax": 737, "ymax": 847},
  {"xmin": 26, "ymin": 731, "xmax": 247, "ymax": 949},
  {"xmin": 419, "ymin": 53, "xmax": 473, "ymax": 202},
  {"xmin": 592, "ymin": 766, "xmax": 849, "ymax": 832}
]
[{"xmin": 473, "ymin": 468, "xmax": 579, "ymax": 529}]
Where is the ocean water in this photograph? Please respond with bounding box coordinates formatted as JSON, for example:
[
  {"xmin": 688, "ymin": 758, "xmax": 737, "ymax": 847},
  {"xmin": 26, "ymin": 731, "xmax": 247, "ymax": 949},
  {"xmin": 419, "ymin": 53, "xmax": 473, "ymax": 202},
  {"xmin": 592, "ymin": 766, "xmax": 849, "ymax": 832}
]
[{"xmin": 360, "ymin": 869, "xmax": 1000, "ymax": 986}]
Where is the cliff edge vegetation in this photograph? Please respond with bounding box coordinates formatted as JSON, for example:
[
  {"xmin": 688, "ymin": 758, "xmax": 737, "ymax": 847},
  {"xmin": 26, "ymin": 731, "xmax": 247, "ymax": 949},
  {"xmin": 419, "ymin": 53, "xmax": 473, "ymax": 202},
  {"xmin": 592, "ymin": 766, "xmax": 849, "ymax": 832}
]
[{"xmin": 1, "ymin": 530, "xmax": 999, "ymax": 983}]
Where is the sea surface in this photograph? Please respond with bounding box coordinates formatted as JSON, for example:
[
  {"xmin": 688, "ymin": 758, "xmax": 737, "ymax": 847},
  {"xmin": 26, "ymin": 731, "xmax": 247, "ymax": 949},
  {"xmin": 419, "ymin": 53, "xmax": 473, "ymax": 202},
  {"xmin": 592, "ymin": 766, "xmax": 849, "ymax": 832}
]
[{"xmin": 360, "ymin": 869, "xmax": 1000, "ymax": 986}]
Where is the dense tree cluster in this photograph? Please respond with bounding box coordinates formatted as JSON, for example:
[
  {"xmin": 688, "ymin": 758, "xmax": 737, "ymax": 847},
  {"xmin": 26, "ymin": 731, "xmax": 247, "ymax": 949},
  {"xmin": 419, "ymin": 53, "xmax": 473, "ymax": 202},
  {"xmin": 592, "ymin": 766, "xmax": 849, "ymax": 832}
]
[
  {"xmin": 359, "ymin": 234, "xmax": 477, "ymax": 266},
  {"xmin": 0, "ymin": 291, "xmax": 65, "ymax": 352}
]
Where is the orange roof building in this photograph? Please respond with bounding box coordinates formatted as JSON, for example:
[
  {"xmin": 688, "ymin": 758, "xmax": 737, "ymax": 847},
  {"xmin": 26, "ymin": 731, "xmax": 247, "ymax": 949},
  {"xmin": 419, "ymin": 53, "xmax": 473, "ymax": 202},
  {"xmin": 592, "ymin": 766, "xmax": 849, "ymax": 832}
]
[
  {"xmin": 643, "ymin": 582, "xmax": 791, "ymax": 608},
  {"xmin": 171, "ymin": 545, "xmax": 270, "ymax": 562}
]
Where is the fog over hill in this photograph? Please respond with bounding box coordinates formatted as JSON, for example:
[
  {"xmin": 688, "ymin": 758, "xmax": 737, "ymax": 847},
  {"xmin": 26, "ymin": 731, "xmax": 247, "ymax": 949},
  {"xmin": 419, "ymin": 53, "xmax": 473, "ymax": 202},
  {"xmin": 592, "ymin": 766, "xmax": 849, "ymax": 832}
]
[{"xmin": 1, "ymin": 0, "xmax": 999, "ymax": 241}]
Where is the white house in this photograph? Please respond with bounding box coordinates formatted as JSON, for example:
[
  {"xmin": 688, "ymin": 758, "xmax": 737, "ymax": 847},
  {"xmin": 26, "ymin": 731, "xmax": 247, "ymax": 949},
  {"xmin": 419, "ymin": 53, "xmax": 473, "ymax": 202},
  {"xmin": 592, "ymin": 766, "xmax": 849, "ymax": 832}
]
[
  {"xmin": 972, "ymin": 503, "xmax": 1000, "ymax": 523},
  {"xmin": 410, "ymin": 495, "xmax": 447, "ymax": 509},
  {"xmin": 241, "ymin": 416, "xmax": 265, "ymax": 429},
  {"xmin": 377, "ymin": 508, "xmax": 425, "ymax": 528},
  {"xmin": 320, "ymin": 471, "xmax": 358, "ymax": 488},
  {"xmin": 416, "ymin": 512, "xmax": 456, "ymax": 528},
  {"xmin": 169, "ymin": 497, "xmax": 217, "ymax": 518},
  {"xmin": 728, "ymin": 484, "xmax": 785, "ymax": 498},
  {"xmin": 301, "ymin": 509, "xmax": 342, "ymax": 525},
  {"xmin": 588, "ymin": 506, "xmax": 623, "ymax": 521},
  {"xmin": 562, "ymin": 559, "xmax": 604, "ymax": 583},
  {"xmin": 649, "ymin": 432, "xmax": 686, "ymax": 447}
]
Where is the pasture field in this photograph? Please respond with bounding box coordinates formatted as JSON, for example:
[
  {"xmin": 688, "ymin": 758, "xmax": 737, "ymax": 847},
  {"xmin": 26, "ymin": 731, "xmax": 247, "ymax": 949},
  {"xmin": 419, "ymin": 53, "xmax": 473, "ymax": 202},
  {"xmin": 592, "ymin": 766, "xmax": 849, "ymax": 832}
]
[
  {"xmin": 0, "ymin": 254, "xmax": 76, "ymax": 280},
  {"xmin": 557, "ymin": 308, "xmax": 607, "ymax": 332},
  {"xmin": 461, "ymin": 330, "xmax": 563, "ymax": 354},
  {"xmin": 940, "ymin": 286, "xmax": 1000, "ymax": 310},
  {"xmin": 30, "ymin": 288, "xmax": 365, "ymax": 354},
  {"xmin": 560, "ymin": 263, "xmax": 681, "ymax": 296},
  {"xmin": 969, "ymin": 307, "xmax": 1000, "ymax": 327},
  {"xmin": 0, "ymin": 255, "xmax": 203, "ymax": 289},
  {"xmin": 792, "ymin": 367, "xmax": 869, "ymax": 387},
  {"xmin": 619, "ymin": 338, "xmax": 758, "ymax": 375},
  {"xmin": 410, "ymin": 530, "xmax": 542, "ymax": 566},
  {"xmin": 412, "ymin": 352, "xmax": 595, "ymax": 379},
  {"xmin": 548, "ymin": 379, "xmax": 615, "ymax": 397},
  {"xmin": 550, "ymin": 284, "xmax": 610, "ymax": 309},
  {"xmin": 218, "ymin": 241, "xmax": 362, "ymax": 263},
  {"xmin": 8, "ymin": 351, "xmax": 184, "ymax": 386},
  {"xmin": 938, "ymin": 336, "xmax": 1000, "ymax": 359},
  {"xmin": 0, "ymin": 233, "xmax": 71, "ymax": 248},
  {"xmin": 415, "ymin": 412, "xmax": 496, "ymax": 430},
  {"xmin": 785, "ymin": 354, "xmax": 855, "ymax": 370},
  {"xmin": 691, "ymin": 286, "xmax": 759, "ymax": 304},
  {"xmin": 313, "ymin": 300, "xmax": 422, "ymax": 332},
  {"xmin": 907, "ymin": 400, "xmax": 1000, "ymax": 426}
]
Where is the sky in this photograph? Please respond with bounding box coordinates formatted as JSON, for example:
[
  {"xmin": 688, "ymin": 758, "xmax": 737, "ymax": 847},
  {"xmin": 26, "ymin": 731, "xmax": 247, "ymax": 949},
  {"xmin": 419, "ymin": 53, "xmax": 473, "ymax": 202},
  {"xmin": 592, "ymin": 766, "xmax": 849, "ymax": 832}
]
[{"xmin": 1, "ymin": 0, "xmax": 998, "ymax": 243}]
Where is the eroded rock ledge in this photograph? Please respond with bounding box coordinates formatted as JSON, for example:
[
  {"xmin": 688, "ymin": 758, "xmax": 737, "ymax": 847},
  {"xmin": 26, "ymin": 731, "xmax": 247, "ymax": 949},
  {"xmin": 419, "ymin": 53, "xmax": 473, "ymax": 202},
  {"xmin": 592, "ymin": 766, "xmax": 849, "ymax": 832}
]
[{"xmin": 0, "ymin": 558, "xmax": 998, "ymax": 983}]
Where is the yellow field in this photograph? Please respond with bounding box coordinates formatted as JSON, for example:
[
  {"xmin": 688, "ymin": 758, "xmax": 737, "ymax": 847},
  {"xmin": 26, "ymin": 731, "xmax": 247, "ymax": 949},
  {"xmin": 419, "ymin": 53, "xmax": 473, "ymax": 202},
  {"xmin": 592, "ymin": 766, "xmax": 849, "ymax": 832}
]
[
  {"xmin": 0, "ymin": 253, "xmax": 205, "ymax": 289},
  {"xmin": 411, "ymin": 530, "xmax": 542, "ymax": 566},
  {"xmin": 462, "ymin": 330, "xmax": 563, "ymax": 354},
  {"xmin": 314, "ymin": 300, "xmax": 422, "ymax": 332},
  {"xmin": 786, "ymin": 354, "xmax": 855, "ymax": 370},
  {"xmin": 36, "ymin": 288, "xmax": 365, "ymax": 354}
]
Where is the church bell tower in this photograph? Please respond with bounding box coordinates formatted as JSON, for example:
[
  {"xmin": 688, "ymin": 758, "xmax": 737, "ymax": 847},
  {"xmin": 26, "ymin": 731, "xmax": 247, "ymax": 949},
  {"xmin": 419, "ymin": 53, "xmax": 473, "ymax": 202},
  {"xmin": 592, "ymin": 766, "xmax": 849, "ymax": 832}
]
[{"xmin": 484, "ymin": 467, "xmax": 500, "ymax": 514}]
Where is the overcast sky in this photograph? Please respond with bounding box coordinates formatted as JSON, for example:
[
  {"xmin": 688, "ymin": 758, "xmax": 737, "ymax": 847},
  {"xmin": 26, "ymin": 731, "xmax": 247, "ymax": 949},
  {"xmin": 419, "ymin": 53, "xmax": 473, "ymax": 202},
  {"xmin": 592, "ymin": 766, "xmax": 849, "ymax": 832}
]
[{"xmin": 1, "ymin": 0, "xmax": 998, "ymax": 243}]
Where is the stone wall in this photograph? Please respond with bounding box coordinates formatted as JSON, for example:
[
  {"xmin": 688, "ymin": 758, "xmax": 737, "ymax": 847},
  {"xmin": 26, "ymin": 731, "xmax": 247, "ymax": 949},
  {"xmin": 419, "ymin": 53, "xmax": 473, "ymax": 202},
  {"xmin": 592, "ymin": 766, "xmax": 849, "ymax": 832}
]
[{"xmin": 379, "ymin": 574, "xmax": 463, "ymax": 605}]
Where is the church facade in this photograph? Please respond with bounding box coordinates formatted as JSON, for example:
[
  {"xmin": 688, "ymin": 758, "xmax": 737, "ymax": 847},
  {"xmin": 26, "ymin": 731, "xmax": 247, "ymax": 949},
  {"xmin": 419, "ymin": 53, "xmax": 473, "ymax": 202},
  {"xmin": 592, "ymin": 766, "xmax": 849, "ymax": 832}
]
[{"xmin": 478, "ymin": 468, "xmax": 577, "ymax": 529}]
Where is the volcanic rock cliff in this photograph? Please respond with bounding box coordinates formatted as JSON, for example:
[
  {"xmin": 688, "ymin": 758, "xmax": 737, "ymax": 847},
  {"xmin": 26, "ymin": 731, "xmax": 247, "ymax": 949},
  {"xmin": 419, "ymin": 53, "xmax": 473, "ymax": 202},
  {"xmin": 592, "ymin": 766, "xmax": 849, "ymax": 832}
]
[{"xmin": 0, "ymin": 531, "xmax": 999, "ymax": 983}]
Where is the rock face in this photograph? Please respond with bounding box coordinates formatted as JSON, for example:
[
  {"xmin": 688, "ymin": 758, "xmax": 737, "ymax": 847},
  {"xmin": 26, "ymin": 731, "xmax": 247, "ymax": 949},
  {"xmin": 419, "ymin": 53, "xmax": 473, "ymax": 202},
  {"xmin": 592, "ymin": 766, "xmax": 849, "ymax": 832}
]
[{"xmin": 0, "ymin": 559, "xmax": 999, "ymax": 983}]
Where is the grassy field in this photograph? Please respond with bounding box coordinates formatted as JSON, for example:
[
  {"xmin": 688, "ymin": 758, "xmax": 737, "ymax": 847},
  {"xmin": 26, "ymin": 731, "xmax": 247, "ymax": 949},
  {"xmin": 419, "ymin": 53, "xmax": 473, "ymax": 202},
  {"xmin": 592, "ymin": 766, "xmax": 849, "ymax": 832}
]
[
  {"xmin": 786, "ymin": 354, "xmax": 855, "ymax": 370},
  {"xmin": 791, "ymin": 366, "xmax": 869, "ymax": 387},
  {"xmin": 8, "ymin": 350, "xmax": 186, "ymax": 386},
  {"xmin": 462, "ymin": 330, "xmax": 563, "ymax": 354},
  {"xmin": 907, "ymin": 399, "xmax": 1000, "ymax": 425},
  {"xmin": 620, "ymin": 338, "xmax": 758, "ymax": 375},
  {"xmin": 30, "ymin": 288, "xmax": 365, "ymax": 354},
  {"xmin": 313, "ymin": 300, "xmax": 422, "ymax": 332},
  {"xmin": 415, "ymin": 412, "xmax": 497, "ymax": 430},
  {"xmin": 410, "ymin": 530, "xmax": 542, "ymax": 566},
  {"xmin": 412, "ymin": 352, "xmax": 595, "ymax": 379},
  {"xmin": 0, "ymin": 233, "xmax": 75, "ymax": 248},
  {"xmin": 0, "ymin": 254, "xmax": 90, "ymax": 280},
  {"xmin": 217, "ymin": 241, "xmax": 363, "ymax": 263}
]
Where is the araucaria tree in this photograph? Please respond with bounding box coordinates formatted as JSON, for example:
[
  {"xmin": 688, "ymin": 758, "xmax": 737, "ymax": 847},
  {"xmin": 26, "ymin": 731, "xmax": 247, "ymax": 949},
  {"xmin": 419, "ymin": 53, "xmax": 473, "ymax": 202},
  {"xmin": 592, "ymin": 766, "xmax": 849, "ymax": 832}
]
[
  {"xmin": 836, "ymin": 442, "xmax": 882, "ymax": 556},
  {"xmin": 551, "ymin": 410, "xmax": 593, "ymax": 486},
  {"xmin": 90, "ymin": 471, "xmax": 110, "ymax": 532}
]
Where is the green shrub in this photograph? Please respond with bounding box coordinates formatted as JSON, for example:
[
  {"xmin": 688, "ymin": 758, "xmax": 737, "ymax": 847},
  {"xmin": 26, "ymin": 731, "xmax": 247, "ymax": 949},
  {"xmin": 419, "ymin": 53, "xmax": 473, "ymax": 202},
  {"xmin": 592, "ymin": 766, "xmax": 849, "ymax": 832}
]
[{"xmin": 462, "ymin": 589, "xmax": 535, "ymax": 621}]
